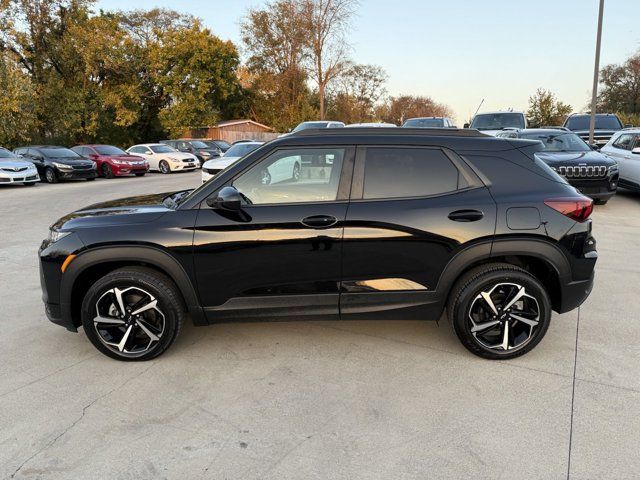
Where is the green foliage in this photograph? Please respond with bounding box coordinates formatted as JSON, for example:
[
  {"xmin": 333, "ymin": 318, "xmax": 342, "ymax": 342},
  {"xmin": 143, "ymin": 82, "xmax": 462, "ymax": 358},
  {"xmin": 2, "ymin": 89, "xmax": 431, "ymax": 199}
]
[
  {"xmin": 527, "ymin": 89, "xmax": 572, "ymax": 127},
  {"xmin": 0, "ymin": 53, "xmax": 38, "ymax": 147},
  {"xmin": 598, "ymin": 51, "xmax": 640, "ymax": 115}
]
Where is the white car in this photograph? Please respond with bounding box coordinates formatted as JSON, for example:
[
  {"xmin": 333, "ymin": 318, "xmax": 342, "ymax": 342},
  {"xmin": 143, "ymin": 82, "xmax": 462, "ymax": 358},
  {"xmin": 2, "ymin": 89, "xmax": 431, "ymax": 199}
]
[
  {"xmin": 465, "ymin": 111, "xmax": 528, "ymax": 136},
  {"xmin": 0, "ymin": 147, "xmax": 39, "ymax": 186},
  {"xmin": 202, "ymin": 142, "xmax": 263, "ymax": 183},
  {"xmin": 346, "ymin": 122, "xmax": 397, "ymax": 128},
  {"xmin": 600, "ymin": 128, "xmax": 640, "ymax": 191},
  {"xmin": 126, "ymin": 143, "xmax": 199, "ymax": 174}
]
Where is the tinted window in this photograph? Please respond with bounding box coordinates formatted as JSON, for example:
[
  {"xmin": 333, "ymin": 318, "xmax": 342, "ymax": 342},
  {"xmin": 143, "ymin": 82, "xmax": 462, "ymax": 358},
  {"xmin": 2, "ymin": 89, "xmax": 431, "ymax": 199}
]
[
  {"xmin": 190, "ymin": 141, "xmax": 209, "ymax": 148},
  {"xmin": 40, "ymin": 148, "xmax": 81, "ymax": 158},
  {"xmin": 95, "ymin": 145, "xmax": 126, "ymax": 155},
  {"xmin": 233, "ymin": 148, "xmax": 344, "ymax": 205},
  {"xmin": 150, "ymin": 145, "xmax": 176, "ymax": 153},
  {"xmin": 0, "ymin": 147, "xmax": 17, "ymax": 158},
  {"xmin": 565, "ymin": 115, "xmax": 623, "ymax": 131},
  {"xmin": 363, "ymin": 148, "xmax": 462, "ymax": 199},
  {"xmin": 403, "ymin": 118, "xmax": 445, "ymax": 128},
  {"xmin": 470, "ymin": 113, "xmax": 525, "ymax": 130},
  {"xmin": 225, "ymin": 143, "xmax": 262, "ymax": 157},
  {"xmin": 520, "ymin": 132, "xmax": 590, "ymax": 152},
  {"xmin": 129, "ymin": 146, "xmax": 147, "ymax": 154},
  {"xmin": 612, "ymin": 134, "xmax": 633, "ymax": 150}
]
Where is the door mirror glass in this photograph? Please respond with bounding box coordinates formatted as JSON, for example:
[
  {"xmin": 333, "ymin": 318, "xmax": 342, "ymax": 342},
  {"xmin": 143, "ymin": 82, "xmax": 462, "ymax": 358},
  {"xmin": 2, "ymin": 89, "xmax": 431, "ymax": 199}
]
[
  {"xmin": 232, "ymin": 148, "xmax": 345, "ymax": 205},
  {"xmin": 207, "ymin": 186, "xmax": 242, "ymax": 211},
  {"xmin": 463, "ymin": 123, "xmax": 470, "ymax": 129}
]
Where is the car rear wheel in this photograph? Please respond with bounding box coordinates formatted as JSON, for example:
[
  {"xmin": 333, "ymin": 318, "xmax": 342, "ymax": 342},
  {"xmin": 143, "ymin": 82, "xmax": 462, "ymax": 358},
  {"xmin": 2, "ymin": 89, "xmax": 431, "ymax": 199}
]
[
  {"xmin": 159, "ymin": 161, "xmax": 171, "ymax": 174},
  {"xmin": 81, "ymin": 267, "xmax": 185, "ymax": 361},
  {"xmin": 102, "ymin": 163, "xmax": 115, "ymax": 179},
  {"xmin": 447, "ymin": 263, "xmax": 551, "ymax": 360},
  {"xmin": 45, "ymin": 167, "xmax": 58, "ymax": 184}
]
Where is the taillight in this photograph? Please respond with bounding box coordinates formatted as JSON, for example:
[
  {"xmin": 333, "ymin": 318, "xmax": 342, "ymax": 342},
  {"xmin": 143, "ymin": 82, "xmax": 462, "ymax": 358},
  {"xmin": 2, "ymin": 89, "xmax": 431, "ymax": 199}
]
[{"xmin": 544, "ymin": 197, "xmax": 593, "ymax": 222}]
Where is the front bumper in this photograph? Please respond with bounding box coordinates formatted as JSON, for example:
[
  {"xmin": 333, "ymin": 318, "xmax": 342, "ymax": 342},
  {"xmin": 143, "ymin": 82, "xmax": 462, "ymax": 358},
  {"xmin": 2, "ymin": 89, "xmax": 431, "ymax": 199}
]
[
  {"xmin": 567, "ymin": 174, "xmax": 618, "ymax": 201},
  {"xmin": 201, "ymin": 168, "xmax": 223, "ymax": 184},
  {"xmin": 57, "ymin": 168, "xmax": 97, "ymax": 180},
  {"xmin": 0, "ymin": 172, "xmax": 39, "ymax": 184},
  {"xmin": 171, "ymin": 162, "xmax": 198, "ymax": 171},
  {"xmin": 113, "ymin": 163, "xmax": 149, "ymax": 176}
]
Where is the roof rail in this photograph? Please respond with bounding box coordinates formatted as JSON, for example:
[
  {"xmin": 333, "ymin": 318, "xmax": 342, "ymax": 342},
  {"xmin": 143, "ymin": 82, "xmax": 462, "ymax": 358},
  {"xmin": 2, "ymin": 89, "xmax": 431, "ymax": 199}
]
[{"xmin": 292, "ymin": 127, "xmax": 488, "ymax": 137}]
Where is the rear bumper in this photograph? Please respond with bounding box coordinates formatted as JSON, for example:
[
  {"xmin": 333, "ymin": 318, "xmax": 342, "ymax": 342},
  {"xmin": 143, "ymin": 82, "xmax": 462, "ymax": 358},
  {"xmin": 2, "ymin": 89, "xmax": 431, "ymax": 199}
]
[{"xmin": 558, "ymin": 270, "xmax": 595, "ymax": 314}]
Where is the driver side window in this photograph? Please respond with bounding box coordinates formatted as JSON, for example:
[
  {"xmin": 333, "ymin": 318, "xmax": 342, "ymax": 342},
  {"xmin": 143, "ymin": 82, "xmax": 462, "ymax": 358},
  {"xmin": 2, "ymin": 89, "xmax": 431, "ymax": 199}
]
[{"xmin": 232, "ymin": 148, "xmax": 345, "ymax": 205}]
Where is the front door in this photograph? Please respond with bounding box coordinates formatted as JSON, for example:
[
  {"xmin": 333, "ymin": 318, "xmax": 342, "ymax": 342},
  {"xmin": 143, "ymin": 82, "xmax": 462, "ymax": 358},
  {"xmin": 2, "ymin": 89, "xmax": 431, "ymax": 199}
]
[
  {"xmin": 193, "ymin": 146, "xmax": 354, "ymax": 322},
  {"xmin": 341, "ymin": 146, "xmax": 497, "ymax": 320}
]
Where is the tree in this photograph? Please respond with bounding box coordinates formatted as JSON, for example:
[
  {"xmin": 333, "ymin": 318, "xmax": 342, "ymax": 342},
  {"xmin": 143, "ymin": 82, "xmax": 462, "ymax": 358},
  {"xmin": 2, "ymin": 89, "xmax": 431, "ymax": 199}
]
[
  {"xmin": 0, "ymin": 53, "xmax": 38, "ymax": 147},
  {"xmin": 377, "ymin": 95, "xmax": 453, "ymax": 125},
  {"xmin": 526, "ymin": 89, "xmax": 572, "ymax": 127},
  {"xmin": 241, "ymin": 0, "xmax": 316, "ymax": 131},
  {"xmin": 326, "ymin": 63, "xmax": 387, "ymax": 123},
  {"xmin": 301, "ymin": 0, "xmax": 358, "ymax": 119},
  {"xmin": 598, "ymin": 51, "xmax": 640, "ymax": 115}
]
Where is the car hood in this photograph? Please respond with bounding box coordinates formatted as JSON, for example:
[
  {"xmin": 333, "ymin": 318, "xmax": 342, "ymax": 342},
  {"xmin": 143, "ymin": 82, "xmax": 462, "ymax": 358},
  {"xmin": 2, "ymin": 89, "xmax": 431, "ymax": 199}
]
[
  {"xmin": 164, "ymin": 152, "xmax": 196, "ymax": 160},
  {"xmin": 51, "ymin": 192, "xmax": 178, "ymax": 230},
  {"xmin": 105, "ymin": 154, "xmax": 146, "ymax": 162},
  {"xmin": 475, "ymin": 129, "xmax": 504, "ymax": 137},
  {"xmin": 48, "ymin": 157, "xmax": 94, "ymax": 166},
  {"xmin": 535, "ymin": 150, "xmax": 616, "ymax": 166},
  {"xmin": 0, "ymin": 158, "xmax": 35, "ymax": 169},
  {"xmin": 203, "ymin": 156, "xmax": 241, "ymax": 169}
]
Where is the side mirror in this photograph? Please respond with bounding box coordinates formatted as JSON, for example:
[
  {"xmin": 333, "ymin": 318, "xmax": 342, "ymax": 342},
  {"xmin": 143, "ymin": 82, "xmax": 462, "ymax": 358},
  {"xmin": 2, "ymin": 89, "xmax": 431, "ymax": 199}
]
[
  {"xmin": 632, "ymin": 147, "xmax": 640, "ymax": 155},
  {"xmin": 206, "ymin": 186, "xmax": 242, "ymax": 211},
  {"xmin": 624, "ymin": 124, "xmax": 633, "ymax": 128},
  {"xmin": 463, "ymin": 123, "xmax": 470, "ymax": 129}
]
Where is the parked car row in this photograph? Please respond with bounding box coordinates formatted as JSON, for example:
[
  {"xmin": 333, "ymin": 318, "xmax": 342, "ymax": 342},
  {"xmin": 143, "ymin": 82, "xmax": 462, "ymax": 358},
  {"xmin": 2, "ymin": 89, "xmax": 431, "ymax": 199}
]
[{"xmin": 0, "ymin": 139, "xmax": 233, "ymax": 187}]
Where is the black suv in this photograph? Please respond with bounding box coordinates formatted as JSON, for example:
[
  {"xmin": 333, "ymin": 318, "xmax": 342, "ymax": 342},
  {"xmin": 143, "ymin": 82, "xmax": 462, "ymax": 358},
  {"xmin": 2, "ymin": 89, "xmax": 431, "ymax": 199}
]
[
  {"xmin": 497, "ymin": 128, "xmax": 618, "ymax": 204},
  {"xmin": 15, "ymin": 146, "xmax": 97, "ymax": 183},
  {"xmin": 160, "ymin": 139, "xmax": 222, "ymax": 165},
  {"xmin": 563, "ymin": 113, "xmax": 630, "ymax": 147},
  {"xmin": 39, "ymin": 129, "xmax": 597, "ymax": 361}
]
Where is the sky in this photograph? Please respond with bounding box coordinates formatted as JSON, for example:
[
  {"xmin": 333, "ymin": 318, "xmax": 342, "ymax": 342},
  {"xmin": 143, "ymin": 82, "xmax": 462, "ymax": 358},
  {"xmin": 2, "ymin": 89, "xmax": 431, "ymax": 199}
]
[{"xmin": 97, "ymin": 0, "xmax": 639, "ymax": 124}]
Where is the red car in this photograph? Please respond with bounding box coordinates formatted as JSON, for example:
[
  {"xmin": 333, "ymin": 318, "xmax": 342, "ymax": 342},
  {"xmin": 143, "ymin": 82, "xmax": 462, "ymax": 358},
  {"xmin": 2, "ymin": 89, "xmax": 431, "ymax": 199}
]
[{"xmin": 71, "ymin": 145, "xmax": 149, "ymax": 178}]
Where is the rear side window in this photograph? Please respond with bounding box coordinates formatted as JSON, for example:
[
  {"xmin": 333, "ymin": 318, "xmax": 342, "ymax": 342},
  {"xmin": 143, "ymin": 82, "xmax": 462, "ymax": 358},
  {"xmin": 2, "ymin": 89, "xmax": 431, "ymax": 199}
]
[{"xmin": 362, "ymin": 148, "xmax": 463, "ymax": 199}]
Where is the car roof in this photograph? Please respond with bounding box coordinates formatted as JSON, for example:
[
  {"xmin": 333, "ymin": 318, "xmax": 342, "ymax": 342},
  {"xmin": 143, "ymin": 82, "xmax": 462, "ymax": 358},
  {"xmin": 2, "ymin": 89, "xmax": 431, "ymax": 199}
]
[
  {"xmin": 404, "ymin": 116, "xmax": 448, "ymax": 120},
  {"xmin": 618, "ymin": 127, "xmax": 640, "ymax": 133},
  {"xmin": 25, "ymin": 145, "xmax": 67, "ymax": 149},
  {"xmin": 474, "ymin": 111, "xmax": 525, "ymax": 115},
  {"xmin": 568, "ymin": 112, "xmax": 619, "ymax": 117},
  {"xmin": 230, "ymin": 141, "xmax": 263, "ymax": 146},
  {"xmin": 517, "ymin": 128, "xmax": 571, "ymax": 135},
  {"xmin": 130, "ymin": 143, "xmax": 164, "ymax": 147}
]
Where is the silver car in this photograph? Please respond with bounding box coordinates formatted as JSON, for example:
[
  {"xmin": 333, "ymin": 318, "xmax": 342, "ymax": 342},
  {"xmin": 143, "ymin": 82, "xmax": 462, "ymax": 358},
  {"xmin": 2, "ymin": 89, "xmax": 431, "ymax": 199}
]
[{"xmin": 0, "ymin": 147, "xmax": 39, "ymax": 186}]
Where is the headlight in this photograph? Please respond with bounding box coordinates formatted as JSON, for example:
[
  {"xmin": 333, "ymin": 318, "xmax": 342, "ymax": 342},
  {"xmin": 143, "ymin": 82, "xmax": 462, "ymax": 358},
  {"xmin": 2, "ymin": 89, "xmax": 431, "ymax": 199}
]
[
  {"xmin": 112, "ymin": 159, "xmax": 125, "ymax": 165},
  {"xmin": 91, "ymin": 161, "xmax": 97, "ymax": 169},
  {"xmin": 48, "ymin": 229, "xmax": 71, "ymax": 243},
  {"xmin": 52, "ymin": 162, "xmax": 73, "ymax": 171},
  {"xmin": 608, "ymin": 164, "xmax": 619, "ymax": 174},
  {"xmin": 200, "ymin": 151, "xmax": 211, "ymax": 157}
]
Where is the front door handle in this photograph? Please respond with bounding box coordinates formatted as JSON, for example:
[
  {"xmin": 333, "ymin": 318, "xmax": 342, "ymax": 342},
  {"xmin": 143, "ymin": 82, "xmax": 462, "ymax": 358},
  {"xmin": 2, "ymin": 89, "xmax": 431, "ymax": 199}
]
[
  {"xmin": 448, "ymin": 209, "xmax": 484, "ymax": 222},
  {"xmin": 301, "ymin": 215, "xmax": 338, "ymax": 229}
]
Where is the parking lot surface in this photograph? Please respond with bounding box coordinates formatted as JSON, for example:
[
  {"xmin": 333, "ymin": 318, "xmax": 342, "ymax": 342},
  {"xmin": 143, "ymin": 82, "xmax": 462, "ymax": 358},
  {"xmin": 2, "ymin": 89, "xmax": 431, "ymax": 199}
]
[{"xmin": 1, "ymin": 172, "xmax": 639, "ymax": 479}]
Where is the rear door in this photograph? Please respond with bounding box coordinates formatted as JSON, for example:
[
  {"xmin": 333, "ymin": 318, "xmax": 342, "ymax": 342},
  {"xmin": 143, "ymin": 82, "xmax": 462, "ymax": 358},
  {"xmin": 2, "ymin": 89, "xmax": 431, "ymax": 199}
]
[{"xmin": 341, "ymin": 146, "xmax": 496, "ymax": 319}]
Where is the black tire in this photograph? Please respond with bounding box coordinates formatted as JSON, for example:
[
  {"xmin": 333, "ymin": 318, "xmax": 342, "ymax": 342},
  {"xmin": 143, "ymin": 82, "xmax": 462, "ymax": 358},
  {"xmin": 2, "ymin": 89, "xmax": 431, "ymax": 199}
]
[
  {"xmin": 159, "ymin": 160, "xmax": 171, "ymax": 174},
  {"xmin": 102, "ymin": 163, "xmax": 115, "ymax": 179},
  {"xmin": 81, "ymin": 267, "xmax": 185, "ymax": 361},
  {"xmin": 23, "ymin": 182, "xmax": 36, "ymax": 186},
  {"xmin": 86, "ymin": 177, "xmax": 96, "ymax": 181},
  {"xmin": 135, "ymin": 172, "xmax": 146, "ymax": 177},
  {"xmin": 447, "ymin": 263, "xmax": 551, "ymax": 360},
  {"xmin": 44, "ymin": 167, "xmax": 58, "ymax": 184}
]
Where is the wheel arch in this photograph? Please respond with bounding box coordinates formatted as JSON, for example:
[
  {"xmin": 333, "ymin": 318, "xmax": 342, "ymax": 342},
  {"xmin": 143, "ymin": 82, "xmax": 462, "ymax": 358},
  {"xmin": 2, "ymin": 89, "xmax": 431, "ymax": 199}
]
[
  {"xmin": 437, "ymin": 238, "xmax": 570, "ymax": 313},
  {"xmin": 61, "ymin": 246, "xmax": 205, "ymax": 328}
]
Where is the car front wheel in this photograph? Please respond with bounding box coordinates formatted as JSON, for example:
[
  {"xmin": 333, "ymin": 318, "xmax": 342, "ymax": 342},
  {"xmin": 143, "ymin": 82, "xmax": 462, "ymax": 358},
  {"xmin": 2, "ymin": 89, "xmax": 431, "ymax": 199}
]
[
  {"xmin": 102, "ymin": 163, "xmax": 115, "ymax": 179},
  {"xmin": 447, "ymin": 263, "xmax": 551, "ymax": 360},
  {"xmin": 81, "ymin": 267, "xmax": 185, "ymax": 361},
  {"xmin": 45, "ymin": 167, "xmax": 58, "ymax": 183},
  {"xmin": 159, "ymin": 160, "xmax": 171, "ymax": 174}
]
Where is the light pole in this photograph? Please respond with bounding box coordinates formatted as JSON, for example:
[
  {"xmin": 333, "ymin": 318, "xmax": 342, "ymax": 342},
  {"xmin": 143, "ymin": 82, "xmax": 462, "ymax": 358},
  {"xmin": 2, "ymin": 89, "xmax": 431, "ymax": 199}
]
[{"xmin": 589, "ymin": 0, "xmax": 605, "ymax": 145}]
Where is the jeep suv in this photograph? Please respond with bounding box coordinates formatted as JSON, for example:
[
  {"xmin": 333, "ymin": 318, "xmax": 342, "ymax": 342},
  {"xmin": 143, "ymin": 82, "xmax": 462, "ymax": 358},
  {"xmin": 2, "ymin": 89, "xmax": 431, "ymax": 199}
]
[{"xmin": 39, "ymin": 128, "xmax": 597, "ymax": 361}]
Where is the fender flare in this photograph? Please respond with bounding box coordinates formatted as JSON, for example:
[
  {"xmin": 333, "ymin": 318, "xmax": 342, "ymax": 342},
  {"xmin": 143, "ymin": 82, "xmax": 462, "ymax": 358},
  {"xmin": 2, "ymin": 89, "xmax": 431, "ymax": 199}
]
[
  {"xmin": 60, "ymin": 245, "xmax": 206, "ymax": 326},
  {"xmin": 435, "ymin": 236, "xmax": 570, "ymax": 300}
]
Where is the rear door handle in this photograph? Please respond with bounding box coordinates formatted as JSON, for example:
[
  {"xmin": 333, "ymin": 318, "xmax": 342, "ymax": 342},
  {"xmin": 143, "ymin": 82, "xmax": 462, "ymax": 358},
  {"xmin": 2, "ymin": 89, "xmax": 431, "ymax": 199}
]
[
  {"xmin": 448, "ymin": 209, "xmax": 484, "ymax": 222},
  {"xmin": 301, "ymin": 215, "xmax": 338, "ymax": 229}
]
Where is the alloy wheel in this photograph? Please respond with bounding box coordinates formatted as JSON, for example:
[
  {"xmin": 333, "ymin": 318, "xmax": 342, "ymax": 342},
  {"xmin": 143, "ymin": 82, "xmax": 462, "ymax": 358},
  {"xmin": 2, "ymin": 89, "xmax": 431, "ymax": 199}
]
[
  {"xmin": 468, "ymin": 282, "xmax": 540, "ymax": 352},
  {"xmin": 93, "ymin": 286, "xmax": 165, "ymax": 358}
]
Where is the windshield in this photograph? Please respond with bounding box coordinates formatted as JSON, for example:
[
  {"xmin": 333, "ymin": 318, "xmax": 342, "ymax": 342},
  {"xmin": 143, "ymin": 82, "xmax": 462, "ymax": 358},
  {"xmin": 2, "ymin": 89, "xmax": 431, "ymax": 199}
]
[
  {"xmin": 190, "ymin": 141, "xmax": 209, "ymax": 149},
  {"xmin": 403, "ymin": 118, "xmax": 445, "ymax": 128},
  {"xmin": 206, "ymin": 140, "xmax": 230, "ymax": 149},
  {"xmin": 150, "ymin": 145, "xmax": 176, "ymax": 153},
  {"xmin": 0, "ymin": 148, "xmax": 18, "ymax": 159},
  {"xmin": 565, "ymin": 115, "xmax": 623, "ymax": 131},
  {"xmin": 471, "ymin": 113, "xmax": 525, "ymax": 130},
  {"xmin": 521, "ymin": 132, "xmax": 591, "ymax": 152},
  {"xmin": 225, "ymin": 143, "xmax": 261, "ymax": 157},
  {"xmin": 41, "ymin": 148, "xmax": 82, "ymax": 158},
  {"xmin": 95, "ymin": 145, "xmax": 127, "ymax": 155},
  {"xmin": 293, "ymin": 122, "xmax": 329, "ymax": 132}
]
